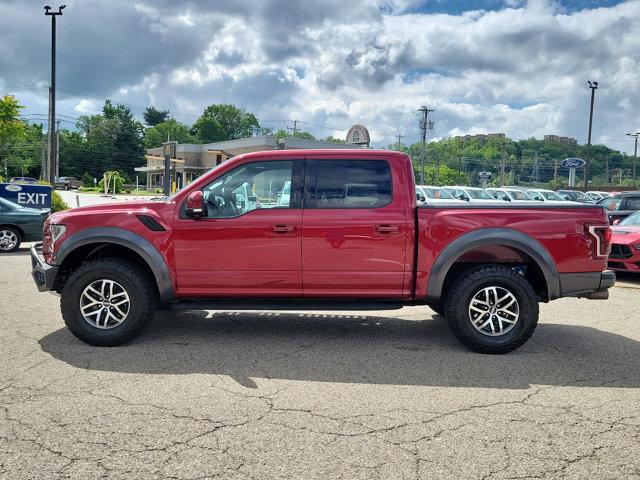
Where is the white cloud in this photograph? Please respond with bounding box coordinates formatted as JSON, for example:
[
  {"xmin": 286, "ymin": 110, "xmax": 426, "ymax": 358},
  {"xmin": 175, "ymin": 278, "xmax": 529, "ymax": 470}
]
[{"xmin": 3, "ymin": 0, "xmax": 640, "ymax": 152}]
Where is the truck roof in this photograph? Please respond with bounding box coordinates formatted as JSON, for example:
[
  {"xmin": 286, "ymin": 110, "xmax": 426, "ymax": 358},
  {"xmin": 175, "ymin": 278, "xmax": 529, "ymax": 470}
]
[{"xmin": 233, "ymin": 149, "xmax": 410, "ymax": 160}]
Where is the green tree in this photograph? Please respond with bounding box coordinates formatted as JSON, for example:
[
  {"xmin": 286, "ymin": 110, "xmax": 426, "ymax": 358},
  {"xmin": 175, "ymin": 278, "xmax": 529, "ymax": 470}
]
[
  {"xmin": 0, "ymin": 95, "xmax": 27, "ymax": 177},
  {"xmin": 143, "ymin": 106, "xmax": 170, "ymax": 126},
  {"xmin": 273, "ymin": 129, "xmax": 316, "ymax": 140},
  {"xmin": 323, "ymin": 135, "xmax": 346, "ymax": 143},
  {"xmin": 143, "ymin": 119, "xmax": 197, "ymax": 149},
  {"xmin": 191, "ymin": 104, "xmax": 260, "ymax": 143},
  {"xmin": 77, "ymin": 100, "xmax": 145, "ymax": 177},
  {"xmin": 98, "ymin": 170, "xmax": 126, "ymax": 194}
]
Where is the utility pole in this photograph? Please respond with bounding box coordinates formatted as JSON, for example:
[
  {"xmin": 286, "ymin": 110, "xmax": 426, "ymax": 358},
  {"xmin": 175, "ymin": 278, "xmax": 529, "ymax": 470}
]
[
  {"xmin": 585, "ymin": 81, "xmax": 598, "ymax": 188},
  {"xmin": 55, "ymin": 119, "xmax": 60, "ymax": 179},
  {"xmin": 553, "ymin": 160, "xmax": 558, "ymax": 185},
  {"xmin": 162, "ymin": 141, "xmax": 177, "ymax": 196},
  {"xmin": 627, "ymin": 132, "xmax": 639, "ymax": 188},
  {"xmin": 396, "ymin": 134, "xmax": 404, "ymax": 151},
  {"xmin": 44, "ymin": 4, "xmax": 65, "ymax": 183},
  {"xmin": 287, "ymin": 120, "xmax": 299, "ymax": 136},
  {"xmin": 417, "ymin": 106, "xmax": 434, "ymax": 184},
  {"xmin": 529, "ymin": 151, "xmax": 540, "ymax": 183},
  {"xmin": 40, "ymin": 137, "xmax": 46, "ymax": 180}
]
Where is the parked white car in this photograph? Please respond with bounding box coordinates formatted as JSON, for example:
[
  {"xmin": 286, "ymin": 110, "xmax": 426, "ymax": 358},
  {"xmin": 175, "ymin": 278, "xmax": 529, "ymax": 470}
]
[
  {"xmin": 525, "ymin": 189, "xmax": 569, "ymax": 202},
  {"xmin": 486, "ymin": 187, "xmax": 542, "ymax": 204},
  {"xmin": 443, "ymin": 186, "xmax": 501, "ymax": 203},
  {"xmin": 586, "ymin": 191, "xmax": 612, "ymax": 201},
  {"xmin": 416, "ymin": 185, "xmax": 463, "ymax": 204}
]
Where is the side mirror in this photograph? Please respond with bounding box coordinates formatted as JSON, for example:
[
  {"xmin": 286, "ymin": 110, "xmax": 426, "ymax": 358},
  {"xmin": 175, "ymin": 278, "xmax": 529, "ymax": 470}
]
[
  {"xmin": 612, "ymin": 218, "xmax": 620, "ymax": 225},
  {"xmin": 185, "ymin": 190, "xmax": 204, "ymax": 219}
]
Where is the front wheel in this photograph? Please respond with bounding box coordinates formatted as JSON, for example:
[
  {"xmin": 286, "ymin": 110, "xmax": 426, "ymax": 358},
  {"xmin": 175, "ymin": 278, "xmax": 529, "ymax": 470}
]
[
  {"xmin": 444, "ymin": 265, "xmax": 539, "ymax": 354},
  {"xmin": 61, "ymin": 258, "xmax": 156, "ymax": 346}
]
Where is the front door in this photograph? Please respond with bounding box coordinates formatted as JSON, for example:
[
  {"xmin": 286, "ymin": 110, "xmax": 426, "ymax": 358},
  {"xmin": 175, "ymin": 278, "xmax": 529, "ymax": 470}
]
[
  {"xmin": 173, "ymin": 158, "xmax": 304, "ymax": 297},
  {"xmin": 302, "ymin": 156, "xmax": 409, "ymax": 298}
]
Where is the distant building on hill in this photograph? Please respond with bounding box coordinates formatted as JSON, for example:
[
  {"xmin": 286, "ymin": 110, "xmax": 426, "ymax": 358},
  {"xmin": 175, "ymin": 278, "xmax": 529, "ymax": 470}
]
[
  {"xmin": 454, "ymin": 133, "xmax": 506, "ymax": 144},
  {"xmin": 544, "ymin": 135, "xmax": 577, "ymax": 145}
]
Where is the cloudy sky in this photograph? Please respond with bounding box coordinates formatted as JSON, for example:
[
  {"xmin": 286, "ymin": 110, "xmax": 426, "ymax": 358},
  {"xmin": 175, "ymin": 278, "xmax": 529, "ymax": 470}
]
[{"xmin": 1, "ymin": 0, "xmax": 640, "ymax": 151}]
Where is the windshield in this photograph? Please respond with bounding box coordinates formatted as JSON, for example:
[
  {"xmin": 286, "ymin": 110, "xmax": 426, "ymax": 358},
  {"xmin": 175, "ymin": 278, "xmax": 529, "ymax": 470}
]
[
  {"xmin": 506, "ymin": 190, "xmax": 534, "ymax": 201},
  {"xmin": 541, "ymin": 191, "xmax": 563, "ymax": 201},
  {"xmin": 619, "ymin": 212, "xmax": 640, "ymax": 226},
  {"xmin": 468, "ymin": 189, "xmax": 495, "ymax": 200}
]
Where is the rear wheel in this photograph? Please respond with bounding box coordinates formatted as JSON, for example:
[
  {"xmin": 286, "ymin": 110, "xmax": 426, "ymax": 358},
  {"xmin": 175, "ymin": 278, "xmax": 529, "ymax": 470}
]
[
  {"xmin": 0, "ymin": 227, "xmax": 21, "ymax": 253},
  {"xmin": 61, "ymin": 258, "xmax": 156, "ymax": 346},
  {"xmin": 444, "ymin": 265, "xmax": 539, "ymax": 354}
]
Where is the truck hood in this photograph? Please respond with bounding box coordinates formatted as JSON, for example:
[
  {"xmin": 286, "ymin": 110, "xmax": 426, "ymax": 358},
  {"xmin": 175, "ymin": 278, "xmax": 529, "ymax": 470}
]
[{"xmin": 48, "ymin": 198, "xmax": 170, "ymax": 224}]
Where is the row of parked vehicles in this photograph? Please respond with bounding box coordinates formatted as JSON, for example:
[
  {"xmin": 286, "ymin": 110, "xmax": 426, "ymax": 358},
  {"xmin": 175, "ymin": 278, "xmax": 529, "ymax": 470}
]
[
  {"xmin": 6, "ymin": 176, "xmax": 81, "ymax": 190},
  {"xmin": 415, "ymin": 184, "xmax": 640, "ymax": 275}
]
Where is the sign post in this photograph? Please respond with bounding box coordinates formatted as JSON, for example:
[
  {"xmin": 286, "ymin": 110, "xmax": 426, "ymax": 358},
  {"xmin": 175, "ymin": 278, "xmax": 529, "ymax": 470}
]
[
  {"xmin": 478, "ymin": 171, "xmax": 492, "ymax": 189},
  {"xmin": 561, "ymin": 158, "xmax": 586, "ymax": 187}
]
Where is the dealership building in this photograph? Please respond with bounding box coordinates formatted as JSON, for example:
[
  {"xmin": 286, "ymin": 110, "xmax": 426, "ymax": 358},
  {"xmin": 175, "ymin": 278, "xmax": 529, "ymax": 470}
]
[{"xmin": 135, "ymin": 135, "xmax": 360, "ymax": 189}]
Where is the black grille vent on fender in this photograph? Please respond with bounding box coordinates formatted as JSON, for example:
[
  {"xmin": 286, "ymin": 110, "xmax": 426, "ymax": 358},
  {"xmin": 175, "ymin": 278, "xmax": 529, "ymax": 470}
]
[{"xmin": 137, "ymin": 215, "xmax": 166, "ymax": 232}]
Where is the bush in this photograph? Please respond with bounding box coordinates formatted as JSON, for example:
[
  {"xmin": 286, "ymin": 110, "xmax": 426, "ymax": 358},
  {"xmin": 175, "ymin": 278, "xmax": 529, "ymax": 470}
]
[
  {"xmin": 81, "ymin": 172, "xmax": 94, "ymax": 187},
  {"xmin": 51, "ymin": 191, "xmax": 69, "ymax": 212},
  {"xmin": 0, "ymin": 174, "xmax": 4, "ymax": 183},
  {"xmin": 98, "ymin": 171, "xmax": 126, "ymax": 194},
  {"xmin": 78, "ymin": 186, "xmax": 100, "ymax": 192}
]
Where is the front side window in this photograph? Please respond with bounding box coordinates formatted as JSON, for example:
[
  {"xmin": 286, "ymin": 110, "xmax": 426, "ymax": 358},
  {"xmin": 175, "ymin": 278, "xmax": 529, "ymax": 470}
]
[
  {"xmin": 469, "ymin": 189, "xmax": 495, "ymax": 200},
  {"xmin": 201, "ymin": 160, "xmax": 293, "ymax": 218},
  {"xmin": 541, "ymin": 191, "xmax": 563, "ymax": 201},
  {"xmin": 507, "ymin": 190, "xmax": 533, "ymax": 201},
  {"xmin": 311, "ymin": 160, "xmax": 392, "ymax": 208}
]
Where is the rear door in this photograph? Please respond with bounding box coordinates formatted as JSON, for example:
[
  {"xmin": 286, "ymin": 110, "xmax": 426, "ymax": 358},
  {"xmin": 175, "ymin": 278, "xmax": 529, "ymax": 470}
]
[{"xmin": 302, "ymin": 155, "xmax": 408, "ymax": 298}]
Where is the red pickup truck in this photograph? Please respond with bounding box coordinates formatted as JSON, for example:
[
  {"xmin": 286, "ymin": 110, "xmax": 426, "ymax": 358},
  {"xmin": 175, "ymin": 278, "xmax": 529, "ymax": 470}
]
[{"xmin": 31, "ymin": 150, "xmax": 615, "ymax": 353}]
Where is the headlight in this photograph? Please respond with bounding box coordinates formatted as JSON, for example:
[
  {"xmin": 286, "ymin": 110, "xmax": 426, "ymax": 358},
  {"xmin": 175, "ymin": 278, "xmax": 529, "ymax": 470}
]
[{"xmin": 50, "ymin": 224, "xmax": 66, "ymax": 246}]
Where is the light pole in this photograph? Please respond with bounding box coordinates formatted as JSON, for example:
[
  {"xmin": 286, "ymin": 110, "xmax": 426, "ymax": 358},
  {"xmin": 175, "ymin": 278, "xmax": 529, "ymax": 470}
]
[
  {"xmin": 628, "ymin": 132, "xmax": 639, "ymax": 188},
  {"xmin": 585, "ymin": 81, "xmax": 598, "ymax": 188},
  {"xmin": 44, "ymin": 4, "xmax": 65, "ymax": 182}
]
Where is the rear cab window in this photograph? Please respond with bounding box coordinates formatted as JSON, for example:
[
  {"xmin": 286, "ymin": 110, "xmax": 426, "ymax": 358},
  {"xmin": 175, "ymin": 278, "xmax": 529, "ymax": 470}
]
[{"xmin": 306, "ymin": 159, "xmax": 392, "ymax": 209}]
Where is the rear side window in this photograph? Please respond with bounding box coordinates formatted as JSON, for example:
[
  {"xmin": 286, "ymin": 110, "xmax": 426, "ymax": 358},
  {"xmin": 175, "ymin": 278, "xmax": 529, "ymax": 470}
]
[
  {"xmin": 310, "ymin": 160, "xmax": 392, "ymax": 208},
  {"xmin": 625, "ymin": 197, "xmax": 640, "ymax": 210}
]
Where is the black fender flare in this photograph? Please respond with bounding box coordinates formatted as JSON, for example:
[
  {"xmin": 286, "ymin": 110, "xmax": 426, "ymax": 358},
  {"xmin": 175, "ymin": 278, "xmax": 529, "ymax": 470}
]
[
  {"xmin": 425, "ymin": 227, "xmax": 559, "ymax": 302},
  {"xmin": 55, "ymin": 227, "xmax": 175, "ymax": 302}
]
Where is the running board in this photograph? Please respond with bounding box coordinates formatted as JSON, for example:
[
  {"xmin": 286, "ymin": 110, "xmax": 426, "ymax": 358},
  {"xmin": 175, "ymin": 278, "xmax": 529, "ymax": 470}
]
[{"xmin": 170, "ymin": 298, "xmax": 414, "ymax": 311}]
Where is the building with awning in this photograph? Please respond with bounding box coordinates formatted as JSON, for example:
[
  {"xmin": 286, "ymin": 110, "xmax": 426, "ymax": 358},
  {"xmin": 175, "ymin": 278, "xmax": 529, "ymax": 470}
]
[{"xmin": 136, "ymin": 135, "xmax": 358, "ymax": 189}]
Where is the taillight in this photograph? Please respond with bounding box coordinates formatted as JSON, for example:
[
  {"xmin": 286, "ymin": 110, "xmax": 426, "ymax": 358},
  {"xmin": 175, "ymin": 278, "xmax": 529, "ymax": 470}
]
[{"xmin": 587, "ymin": 225, "xmax": 612, "ymax": 258}]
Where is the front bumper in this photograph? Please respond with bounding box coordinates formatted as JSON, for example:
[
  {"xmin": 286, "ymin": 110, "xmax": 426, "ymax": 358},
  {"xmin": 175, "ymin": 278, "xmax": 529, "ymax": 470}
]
[{"xmin": 30, "ymin": 242, "xmax": 59, "ymax": 292}]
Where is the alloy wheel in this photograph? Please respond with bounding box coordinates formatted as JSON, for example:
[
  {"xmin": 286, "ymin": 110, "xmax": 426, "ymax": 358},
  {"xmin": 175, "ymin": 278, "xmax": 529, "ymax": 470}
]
[
  {"xmin": 468, "ymin": 286, "xmax": 519, "ymax": 336},
  {"xmin": 0, "ymin": 230, "xmax": 18, "ymax": 251},
  {"xmin": 80, "ymin": 279, "xmax": 130, "ymax": 329}
]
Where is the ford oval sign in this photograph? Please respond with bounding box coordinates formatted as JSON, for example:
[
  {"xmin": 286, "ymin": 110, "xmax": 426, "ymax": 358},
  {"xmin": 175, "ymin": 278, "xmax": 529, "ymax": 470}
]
[
  {"xmin": 561, "ymin": 157, "xmax": 586, "ymax": 168},
  {"xmin": 5, "ymin": 184, "xmax": 22, "ymax": 192}
]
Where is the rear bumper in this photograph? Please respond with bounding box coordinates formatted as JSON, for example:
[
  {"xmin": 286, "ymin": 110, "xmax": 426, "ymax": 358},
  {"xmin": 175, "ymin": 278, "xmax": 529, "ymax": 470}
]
[
  {"xmin": 30, "ymin": 242, "xmax": 59, "ymax": 292},
  {"xmin": 558, "ymin": 271, "xmax": 616, "ymax": 299}
]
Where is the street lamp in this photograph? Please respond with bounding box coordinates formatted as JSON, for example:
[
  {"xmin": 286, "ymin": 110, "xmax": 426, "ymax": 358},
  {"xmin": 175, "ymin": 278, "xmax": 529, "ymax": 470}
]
[{"xmin": 585, "ymin": 81, "xmax": 598, "ymax": 188}]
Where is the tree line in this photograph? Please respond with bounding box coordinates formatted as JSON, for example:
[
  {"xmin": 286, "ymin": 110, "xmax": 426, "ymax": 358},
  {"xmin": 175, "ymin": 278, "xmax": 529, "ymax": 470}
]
[{"xmin": 1, "ymin": 93, "xmax": 636, "ymax": 188}]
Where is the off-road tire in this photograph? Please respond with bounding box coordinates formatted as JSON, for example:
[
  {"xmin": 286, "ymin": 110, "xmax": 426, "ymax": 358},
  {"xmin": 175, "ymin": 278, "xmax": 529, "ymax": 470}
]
[
  {"xmin": 427, "ymin": 301, "xmax": 445, "ymax": 317},
  {"xmin": 444, "ymin": 265, "xmax": 539, "ymax": 354},
  {"xmin": 61, "ymin": 258, "xmax": 156, "ymax": 346}
]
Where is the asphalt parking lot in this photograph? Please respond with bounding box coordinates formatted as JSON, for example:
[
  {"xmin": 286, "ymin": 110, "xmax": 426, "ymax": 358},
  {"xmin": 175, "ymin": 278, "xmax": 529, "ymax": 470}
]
[{"xmin": 1, "ymin": 246, "xmax": 639, "ymax": 479}]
